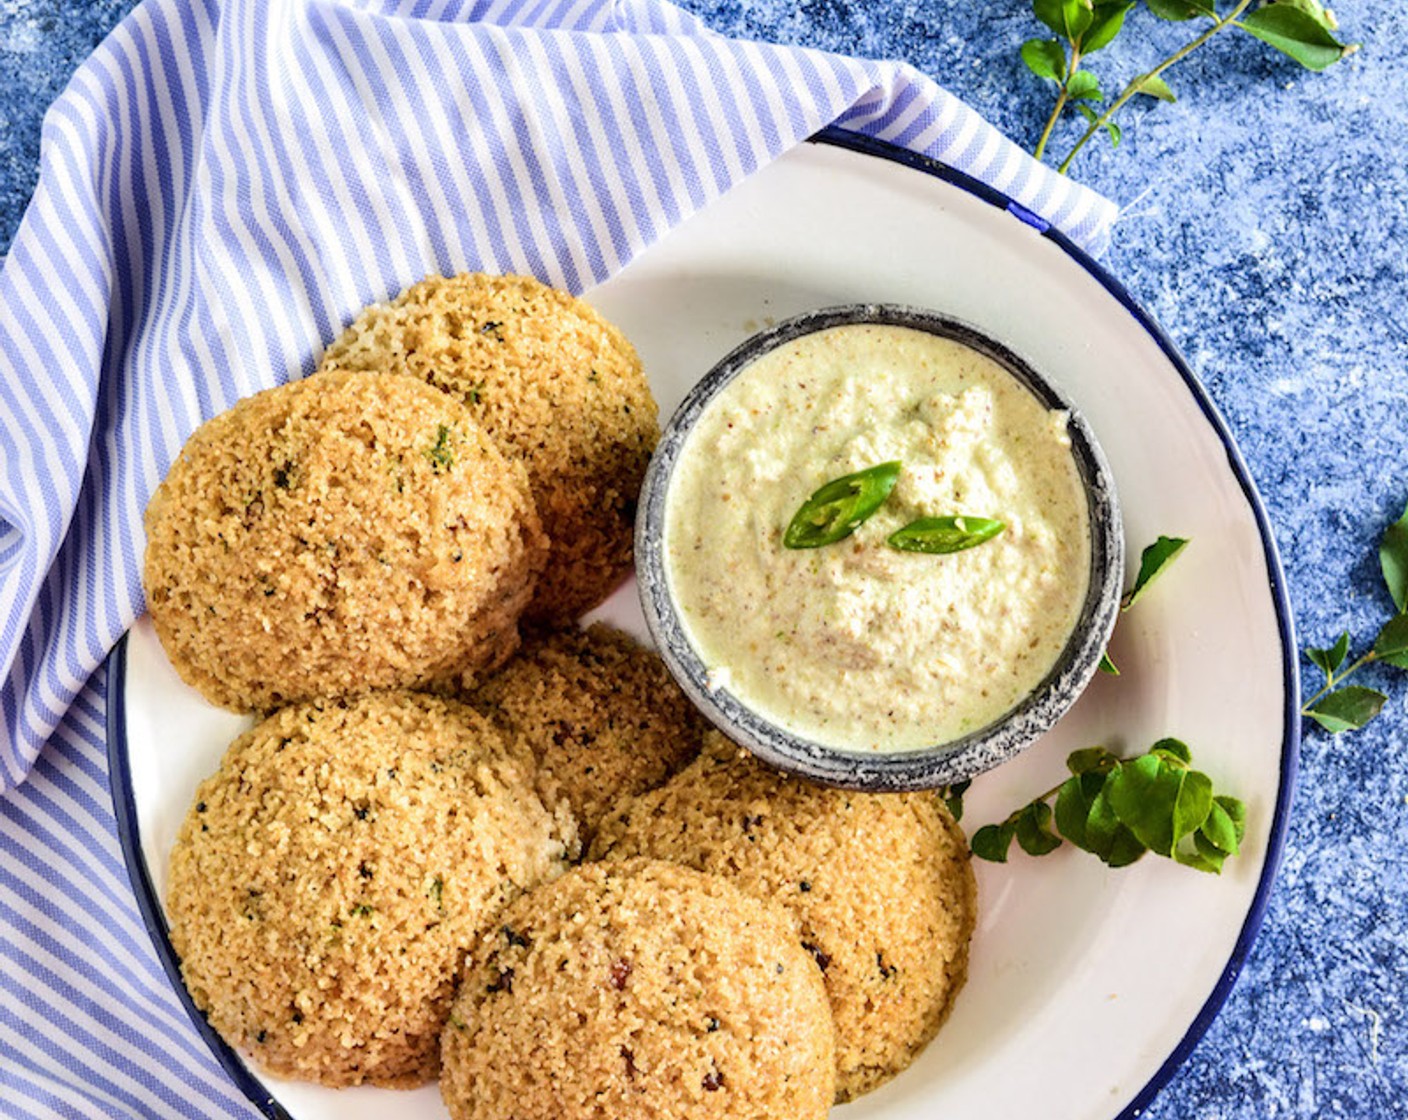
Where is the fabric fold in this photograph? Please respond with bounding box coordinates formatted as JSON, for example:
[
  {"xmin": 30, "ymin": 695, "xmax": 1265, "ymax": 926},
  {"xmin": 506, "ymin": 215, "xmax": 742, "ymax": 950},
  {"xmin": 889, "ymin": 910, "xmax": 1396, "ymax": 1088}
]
[{"xmin": 0, "ymin": 0, "xmax": 1114, "ymax": 787}]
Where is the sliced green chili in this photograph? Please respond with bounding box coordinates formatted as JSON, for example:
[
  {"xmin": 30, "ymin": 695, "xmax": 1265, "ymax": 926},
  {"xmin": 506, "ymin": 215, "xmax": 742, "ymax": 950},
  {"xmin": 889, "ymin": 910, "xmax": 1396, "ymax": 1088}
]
[
  {"xmin": 887, "ymin": 515, "xmax": 1005, "ymax": 554},
  {"xmin": 782, "ymin": 461, "xmax": 903, "ymax": 549}
]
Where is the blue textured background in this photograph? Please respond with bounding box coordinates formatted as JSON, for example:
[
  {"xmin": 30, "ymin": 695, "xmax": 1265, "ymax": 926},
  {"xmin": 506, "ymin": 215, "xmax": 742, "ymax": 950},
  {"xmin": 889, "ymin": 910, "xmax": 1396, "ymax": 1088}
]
[{"xmin": 3, "ymin": 0, "xmax": 1405, "ymax": 1116}]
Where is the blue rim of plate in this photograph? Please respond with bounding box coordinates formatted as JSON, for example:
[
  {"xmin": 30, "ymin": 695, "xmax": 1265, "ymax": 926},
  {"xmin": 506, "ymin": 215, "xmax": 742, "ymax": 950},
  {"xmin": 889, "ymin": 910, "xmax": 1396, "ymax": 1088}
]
[
  {"xmin": 106, "ymin": 635, "xmax": 293, "ymax": 1119},
  {"xmin": 106, "ymin": 125, "xmax": 1301, "ymax": 1120}
]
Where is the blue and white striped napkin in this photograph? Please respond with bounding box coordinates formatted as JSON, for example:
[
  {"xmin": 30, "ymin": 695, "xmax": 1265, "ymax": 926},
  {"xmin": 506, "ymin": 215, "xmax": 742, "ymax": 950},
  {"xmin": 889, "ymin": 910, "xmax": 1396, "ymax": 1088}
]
[{"xmin": 0, "ymin": 0, "xmax": 1115, "ymax": 1113}]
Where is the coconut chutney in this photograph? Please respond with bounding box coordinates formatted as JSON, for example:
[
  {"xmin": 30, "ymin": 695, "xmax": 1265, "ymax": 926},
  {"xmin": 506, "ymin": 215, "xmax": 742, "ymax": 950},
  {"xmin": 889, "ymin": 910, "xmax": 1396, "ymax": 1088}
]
[{"xmin": 663, "ymin": 322, "xmax": 1091, "ymax": 753}]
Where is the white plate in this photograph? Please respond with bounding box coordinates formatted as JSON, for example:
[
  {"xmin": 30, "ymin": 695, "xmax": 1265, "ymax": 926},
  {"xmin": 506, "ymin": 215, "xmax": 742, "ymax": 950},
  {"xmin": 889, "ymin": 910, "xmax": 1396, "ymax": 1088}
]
[{"xmin": 109, "ymin": 131, "xmax": 1297, "ymax": 1120}]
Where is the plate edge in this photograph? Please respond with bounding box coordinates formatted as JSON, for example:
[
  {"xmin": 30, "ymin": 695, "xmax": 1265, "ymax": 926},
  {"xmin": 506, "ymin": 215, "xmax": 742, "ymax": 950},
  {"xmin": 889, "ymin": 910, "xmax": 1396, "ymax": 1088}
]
[
  {"xmin": 809, "ymin": 125, "xmax": 1303, "ymax": 1120},
  {"xmin": 105, "ymin": 632, "xmax": 295, "ymax": 1120},
  {"xmin": 102, "ymin": 130, "xmax": 1305, "ymax": 1120}
]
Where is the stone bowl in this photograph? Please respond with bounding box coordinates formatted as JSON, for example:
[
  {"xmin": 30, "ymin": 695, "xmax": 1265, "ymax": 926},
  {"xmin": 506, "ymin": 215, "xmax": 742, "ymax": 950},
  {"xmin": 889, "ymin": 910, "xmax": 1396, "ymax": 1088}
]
[{"xmin": 635, "ymin": 304, "xmax": 1124, "ymax": 791}]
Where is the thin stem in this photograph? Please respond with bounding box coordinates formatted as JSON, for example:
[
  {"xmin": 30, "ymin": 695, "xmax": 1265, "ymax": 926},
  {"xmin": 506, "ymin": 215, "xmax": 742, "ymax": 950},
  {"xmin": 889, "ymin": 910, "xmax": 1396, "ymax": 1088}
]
[
  {"xmin": 1034, "ymin": 88, "xmax": 1071, "ymax": 162},
  {"xmin": 1035, "ymin": 43, "xmax": 1085, "ymax": 162},
  {"xmin": 1055, "ymin": 0, "xmax": 1256, "ymax": 174},
  {"xmin": 1301, "ymin": 651, "xmax": 1378, "ymax": 711},
  {"xmin": 993, "ymin": 771, "xmax": 1099, "ymax": 827}
]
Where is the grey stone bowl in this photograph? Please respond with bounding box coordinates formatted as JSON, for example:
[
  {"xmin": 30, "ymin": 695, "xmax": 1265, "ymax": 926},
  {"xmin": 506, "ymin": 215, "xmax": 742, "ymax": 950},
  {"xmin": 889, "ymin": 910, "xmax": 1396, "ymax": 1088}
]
[{"xmin": 635, "ymin": 304, "xmax": 1124, "ymax": 791}]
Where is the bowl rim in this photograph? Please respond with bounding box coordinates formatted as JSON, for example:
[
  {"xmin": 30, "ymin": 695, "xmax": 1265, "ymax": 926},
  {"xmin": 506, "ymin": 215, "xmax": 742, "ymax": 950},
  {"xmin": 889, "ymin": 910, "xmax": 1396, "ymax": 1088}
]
[{"xmin": 635, "ymin": 302, "xmax": 1125, "ymax": 791}]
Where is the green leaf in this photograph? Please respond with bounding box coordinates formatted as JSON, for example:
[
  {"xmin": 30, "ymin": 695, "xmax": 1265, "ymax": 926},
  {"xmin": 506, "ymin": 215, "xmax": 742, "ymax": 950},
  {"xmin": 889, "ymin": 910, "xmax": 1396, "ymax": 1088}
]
[
  {"xmin": 1265, "ymin": 0, "xmax": 1338, "ymax": 31},
  {"xmin": 1016, "ymin": 801, "xmax": 1063, "ymax": 856},
  {"xmin": 1145, "ymin": 0, "xmax": 1214, "ymax": 20},
  {"xmin": 971, "ymin": 821, "xmax": 1017, "ymax": 863},
  {"xmin": 1304, "ymin": 685, "xmax": 1387, "ymax": 733},
  {"xmin": 1381, "ymin": 499, "xmax": 1408, "ymax": 613},
  {"xmin": 1373, "ymin": 614, "xmax": 1408, "ymax": 670},
  {"xmin": 1105, "ymin": 754, "xmax": 1184, "ymax": 855},
  {"xmin": 1134, "ymin": 74, "xmax": 1177, "ymax": 102},
  {"xmin": 1098, "ymin": 649, "xmax": 1120, "ymax": 675},
  {"xmin": 1066, "ymin": 70, "xmax": 1104, "ymax": 102},
  {"xmin": 1199, "ymin": 798, "xmax": 1241, "ymax": 855},
  {"xmin": 1075, "ymin": 104, "xmax": 1121, "ymax": 147},
  {"xmin": 1106, "ymin": 823, "xmax": 1149, "ymax": 867},
  {"xmin": 783, "ymin": 462, "xmax": 901, "ymax": 549},
  {"xmin": 1067, "ymin": 745, "xmax": 1119, "ymax": 776},
  {"xmin": 1022, "ymin": 37, "xmax": 1068, "ymax": 82},
  {"xmin": 1150, "ymin": 737, "xmax": 1192, "ymax": 765},
  {"xmin": 1082, "ymin": 780, "xmax": 1121, "ymax": 852},
  {"xmin": 1176, "ymin": 832, "xmax": 1229, "ymax": 874},
  {"xmin": 1306, "ymin": 631, "xmax": 1351, "ymax": 677},
  {"xmin": 1215, "ymin": 795, "xmax": 1247, "ymax": 847},
  {"xmin": 1078, "ymin": 779, "xmax": 1147, "ymax": 866},
  {"xmin": 1035, "ymin": 0, "xmax": 1096, "ymax": 40},
  {"xmin": 1083, "ymin": 2, "xmax": 1134, "ymax": 52},
  {"xmin": 1123, "ymin": 536, "xmax": 1189, "ymax": 609},
  {"xmin": 1239, "ymin": 6, "xmax": 1354, "ymax": 71},
  {"xmin": 1055, "ymin": 772, "xmax": 1101, "ymax": 850},
  {"xmin": 1171, "ymin": 768, "xmax": 1214, "ymax": 850},
  {"xmin": 941, "ymin": 779, "xmax": 971, "ymax": 823},
  {"xmin": 886, "ymin": 515, "xmax": 1004, "ymax": 555}
]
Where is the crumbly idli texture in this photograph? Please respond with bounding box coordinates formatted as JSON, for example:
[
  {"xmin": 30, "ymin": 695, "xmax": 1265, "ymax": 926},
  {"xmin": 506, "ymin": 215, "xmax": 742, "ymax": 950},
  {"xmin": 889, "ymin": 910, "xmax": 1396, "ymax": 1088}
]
[
  {"xmin": 318, "ymin": 272, "xmax": 659, "ymax": 622},
  {"xmin": 591, "ymin": 734, "xmax": 977, "ymax": 1102},
  {"xmin": 468, "ymin": 624, "xmax": 709, "ymax": 847},
  {"xmin": 143, "ymin": 370, "xmax": 546, "ymax": 711},
  {"xmin": 166, "ymin": 692, "xmax": 576, "ymax": 1088},
  {"xmin": 440, "ymin": 858, "xmax": 835, "ymax": 1120}
]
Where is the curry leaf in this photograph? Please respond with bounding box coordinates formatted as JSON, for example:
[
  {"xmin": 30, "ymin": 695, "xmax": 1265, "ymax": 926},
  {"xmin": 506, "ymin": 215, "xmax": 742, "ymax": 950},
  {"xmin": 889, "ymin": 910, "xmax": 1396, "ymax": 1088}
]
[
  {"xmin": 1145, "ymin": 0, "xmax": 1213, "ymax": 20},
  {"xmin": 1022, "ymin": 37, "xmax": 1068, "ymax": 81},
  {"xmin": 1105, "ymin": 754, "xmax": 1182, "ymax": 856},
  {"xmin": 1067, "ymin": 745, "xmax": 1120, "ymax": 775},
  {"xmin": 1304, "ymin": 686, "xmax": 1387, "ymax": 733},
  {"xmin": 1381, "ymin": 498, "xmax": 1408, "ymax": 613},
  {"xmin": 1306, "ymin": 632, "xmax": 1351, "ymax": 677},
  {"xmin": 1239, "ymin": 6, "xmax": 1355, "ymax": 71},
  {"xmin": 1265, "ymin": 0, "xmax": 1338, "ymax": 30},
  {"xmin": 1026, "ymin": 0, "xmax": 1354, "ymax": 173},
  {"xmin": 1372, "ymin": 614, "xmax": 1408, "ymax": 670},
  {"xmin": 971, "ymin": 821, "xmax": 1017, "ymax": 863},
  {"xmin": 1075, "ymin": 104, "xmax": 1122, "ymax": 146},
  {"xmin": 1034, "ymin": 0, "xmax": 1096, "ymax": 40},
  {"xmin": 1123, "ymin": 536, "xmax": 1189, "ymax": 609},
  {"xmin": 1084, "ymin": 2, "xmax": 1135, "ymax": 52},
  {"xmin": 974, "ymin": 740, "xmax": 1235, "ymax": 873},
  {"xmin": 1066, "ymin": 70, "xmax": 1104, "ymax": 101},
  {"xmin": 1199, "ymin": 797, "xmax": 1242, "ymax": 855},
  {"xmin": 1134, "ymin": 74, "xmax": 1177, "ymax": 101},
  {"xmin": 1150, "ymin": 737, "xmax": 1192, "ymax": 765},
  {"xmin": 1016, "ymin": 801, "xmax": 1063, "ymax": 856},
  {"xmin": 941, "ymin": 779, "xmax": 972, "ymax": 823}
]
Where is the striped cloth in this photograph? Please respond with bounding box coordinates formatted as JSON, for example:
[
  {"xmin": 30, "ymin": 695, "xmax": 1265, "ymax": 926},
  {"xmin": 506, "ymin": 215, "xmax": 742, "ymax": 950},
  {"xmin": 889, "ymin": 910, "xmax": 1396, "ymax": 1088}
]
[{"xmin": 0, "ymin": 0, "xmax": 1115, "ymax": 1114}]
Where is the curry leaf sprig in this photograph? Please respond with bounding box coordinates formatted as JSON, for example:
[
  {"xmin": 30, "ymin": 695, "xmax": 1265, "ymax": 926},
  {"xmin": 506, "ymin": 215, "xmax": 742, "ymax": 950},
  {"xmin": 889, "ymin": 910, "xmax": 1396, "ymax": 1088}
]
[
  {"xmin": 1098, "ymin": 534, "xmax": 1188, "ymax": 675},
  {"xmin": 1301, "ymin": 499, "xmax": 1408, "ymax": 734},
  {"xmin": 1023, "ymin": 0, "xmax": 1357, "ymax": 173},
  {"xmin": 782, "ymin": 462, "xmax": 1005, "ymax": 555},
  {"xmin": 972, "ymin": 739, "xmax": 1246, "ymax": 873}
]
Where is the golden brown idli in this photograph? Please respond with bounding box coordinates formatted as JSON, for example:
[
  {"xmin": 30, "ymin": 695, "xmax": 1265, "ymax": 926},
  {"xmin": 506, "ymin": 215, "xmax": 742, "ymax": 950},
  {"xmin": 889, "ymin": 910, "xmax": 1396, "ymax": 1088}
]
[
  {"xmin": 143, "ymin": 369, "xmax": 546, "ymax": 711},
  {"xmin": 590, "ymin": 734, "xmax": 976, "ymax": 1102},
  {"xmin": 468, "ymin": 623, "xmax": 708, "ymax": 846},
  {"xmin": 440, "ymin": 858, "xmax": 835, "ymax": 1120},
  {"xmin": 166, "ymin": 691, "xmax": 576, "ymax": 1088},
  {"xmin": 317, "ymin": 272, "xmax": 658, "ymax": 623}
]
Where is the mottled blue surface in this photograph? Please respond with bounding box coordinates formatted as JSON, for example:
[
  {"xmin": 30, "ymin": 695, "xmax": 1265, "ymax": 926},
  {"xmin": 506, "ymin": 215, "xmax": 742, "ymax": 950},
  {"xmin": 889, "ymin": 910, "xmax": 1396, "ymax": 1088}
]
[{"xmin": 3, "ymin": 0, "xmax": 1406, "ymax": 1116}]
